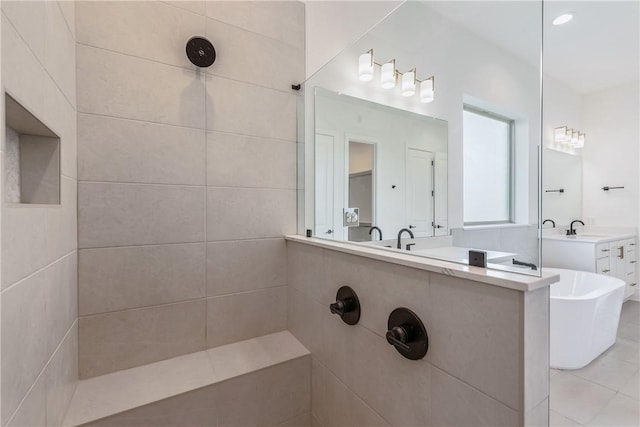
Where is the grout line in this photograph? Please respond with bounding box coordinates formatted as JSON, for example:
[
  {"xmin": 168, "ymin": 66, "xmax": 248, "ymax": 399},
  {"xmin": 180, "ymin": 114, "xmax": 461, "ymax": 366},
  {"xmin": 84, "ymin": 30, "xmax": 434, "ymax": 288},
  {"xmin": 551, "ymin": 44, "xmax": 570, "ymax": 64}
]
[
  {"xmin": 76, "ymin": 42, "xmax": 298, "ymax": 96},
  {"xmin": 4, "ymin": 319, "xmax": 78, "ymax": 427},
  {"xmin": 79, "ymin": 286, "xmax": 287, "ymax": 319},
  {"xmin": 78, "ymin": 237, "xmax": 287, "ymax": 251},
  {"xmin": 76, "ymin": 111, "xmax": 297, "ymax": 144},
  {"xmin": 76, "ymin": 179, "xmax": 296, "ymax": 191},
  {"xmin": 2, "ymin": 10, "xmax": 76, "ymax": 113},
  {"xmin": 159, "ymin": 0, "xmax": 304, "ymax": 52},
  {"xmin": 1, "ymin": 250, "xmax": 76, "ymax": 294}
]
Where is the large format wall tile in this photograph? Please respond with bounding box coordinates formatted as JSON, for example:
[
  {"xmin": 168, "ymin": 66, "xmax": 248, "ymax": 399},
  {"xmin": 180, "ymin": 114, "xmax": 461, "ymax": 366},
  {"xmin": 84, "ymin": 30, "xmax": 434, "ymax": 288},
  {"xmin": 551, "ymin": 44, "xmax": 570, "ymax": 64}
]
[
  {"xmin": 78, "ymin": 114, "xmax": 206, "ymax": 185},
  {"xmin": 431, "ymin": 367, "xmax": 519, "ymax": 427},
  {"xmin": 1, "ymin": 254, "xmax": 76, "ymax": 425},
  {"xmin": 1, "ymin": 204, "xmax": 47, "ymax": 288},
  {"xmin": 205, "ymin": 18, "xmax": 303, "ymax": 91},
  {"xmin": 6, "ymin": 373, "xmax": 46, "ymax": 427},
  {"xmin": 206, "ymin": 187, "xmax": 296, "ymax": 241},
  {"xmin": 83, "ymin": 385, "xmax": 218, "ymax": 427},
  {"xmin": 205, "ymin": 75, "xmax": 296, "ymax": 141},
  {"xmin": 205, "ymin": 1, "xmax": 305, "ymax": 50},
  {"xmin": 45, "ymin": 323, "xmax": 78, "ymax": 427},
  {"xmin": 44, "ymin": 1, "xmax": 76, "ymax": 106},
  {"xmin": 287, "ymin": 242, "xmax": 326, "ymax": 303},
  {"xmin": 324, "ymin": 250, "xmax": 431, "ymax": 339},
  {"xmin": 429, "ymin": 273, "xmax": 522, "ymax": 411},
  {"xmin": 207, "ymin": 238, "xmax": 286, "ymax": 296},
  {"xmin": 79, "ymin": 300, "xmax": 206, "ymax": 378},
  {"xmin": 76, "ymin": 1, "xmax": 205, "ymax": 69},
  {"xmin": 1, "ymin": 0, "xmax": 47, "ymax": 64},
  {"xmin": 312, "ymin": 359, "xmax": 388, "ymax": 427},
  {"xmin": 78, "ymin": 182, "xmax": 205, "ymax": 248},
  {"xmin": 77, "ymin": 45, "xmax": 205, "ymax": 128},
  {"xmin": 206, "ymin": 286, "xmax": 286, "ymax": 348},
  {"xmin": 207, "ymin": 131, "xmax": 296, "ymax": 189},
  {"xmin": 1, "ymin": 13, "xmax": 48, "ymax": 131},
  {"xmin": 216, "ymin": 355, "xmax": 310, "ymax": 427},
  {"xmin": 80, "ymin": 243, "xmax": 206, "ymax": 315}
]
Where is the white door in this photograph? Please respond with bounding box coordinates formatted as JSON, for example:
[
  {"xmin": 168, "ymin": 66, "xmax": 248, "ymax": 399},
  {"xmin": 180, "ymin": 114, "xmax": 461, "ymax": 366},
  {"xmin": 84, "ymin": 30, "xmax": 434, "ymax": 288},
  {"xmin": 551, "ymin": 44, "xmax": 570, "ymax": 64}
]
[
  {"xmin": 406, "ymin": 148, "xmax": 434, "ymax": 237},
  {"xmin": 433, "ymin": 152, "xmax": 448, "ymax": 236},
  {"xmin": 315, "ymin": 132, "xmax": 335, "ymax": 239}
]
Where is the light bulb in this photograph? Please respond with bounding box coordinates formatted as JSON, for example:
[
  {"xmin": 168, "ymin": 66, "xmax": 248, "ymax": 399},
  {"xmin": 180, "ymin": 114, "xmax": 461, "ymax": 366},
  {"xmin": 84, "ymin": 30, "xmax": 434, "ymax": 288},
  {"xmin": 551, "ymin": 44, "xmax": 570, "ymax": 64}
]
[
  {"xmin": 419, "ymin": 77, "xmax": 434, "ymax": 103},
  {"xmin": 358, "ymin": 50, "xmax": 374, "ymax": 82},
  {"xmin": 381, "ymin": 60, "xmax": 396, "ymax": 89},
  {"xmin": 401, "ymin": 69, "xmax": 416, "ymax": 96}
]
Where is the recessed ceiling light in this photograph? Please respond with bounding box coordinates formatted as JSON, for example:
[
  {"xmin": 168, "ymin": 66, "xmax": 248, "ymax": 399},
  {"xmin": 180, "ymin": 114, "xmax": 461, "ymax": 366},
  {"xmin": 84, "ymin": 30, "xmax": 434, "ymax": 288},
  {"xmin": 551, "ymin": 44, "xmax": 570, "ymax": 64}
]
[{"xmin": 553, "ymin": 13, "xmax": 573, "ymax": 26}]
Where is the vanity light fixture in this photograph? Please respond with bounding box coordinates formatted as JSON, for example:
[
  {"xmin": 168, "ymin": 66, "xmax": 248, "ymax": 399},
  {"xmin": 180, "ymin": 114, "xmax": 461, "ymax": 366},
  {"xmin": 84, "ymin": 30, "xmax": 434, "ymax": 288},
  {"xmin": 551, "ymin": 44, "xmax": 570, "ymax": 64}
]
[
  {"xmin": 554, "ymin": 126, "xmax": 585, "ymax": 148},
  {"xmin": 402, "ymin": 68, "xmax": 416, "ymax": 96},
  {"xmin": 357, "ymin": 49, "xmax": 435, "ymax": 102},
  {"xmin": 553, "ymin": 13, "xmax": 573, "ymax": 26},
  {"xmin": 381, "ymin": 60, "xmax": 397, "ymax": 89},
  {"xmin": 358, "ymin": 49, "xmax": 374, "ymax": 82}
]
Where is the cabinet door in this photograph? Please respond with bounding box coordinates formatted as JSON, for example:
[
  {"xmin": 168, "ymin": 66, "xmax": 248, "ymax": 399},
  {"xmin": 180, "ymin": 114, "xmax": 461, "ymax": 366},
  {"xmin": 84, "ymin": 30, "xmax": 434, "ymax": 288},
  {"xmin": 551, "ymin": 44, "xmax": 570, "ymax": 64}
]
[
  {"xmin": 597, "ymin": 257, "xmax": 612, "ymax": 275},
  {"xmin": 610, "ymin": 241, "xmax": 627, "ymax": 281}
]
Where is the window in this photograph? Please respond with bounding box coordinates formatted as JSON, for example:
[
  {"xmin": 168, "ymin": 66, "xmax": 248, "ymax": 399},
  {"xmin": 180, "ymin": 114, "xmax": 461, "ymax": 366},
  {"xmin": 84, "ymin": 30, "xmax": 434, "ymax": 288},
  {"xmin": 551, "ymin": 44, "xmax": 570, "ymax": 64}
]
[{"xmin": 463, "ymin": 106, "xmax": 514, "ymax": 225}]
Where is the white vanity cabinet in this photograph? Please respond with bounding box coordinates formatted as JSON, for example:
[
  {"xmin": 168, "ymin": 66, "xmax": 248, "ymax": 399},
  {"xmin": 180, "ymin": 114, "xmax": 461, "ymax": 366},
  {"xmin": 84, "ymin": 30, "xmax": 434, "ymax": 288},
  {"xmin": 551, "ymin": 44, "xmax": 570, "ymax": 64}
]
[{"xmin": 543, "ymin": 235, "xmax": 638, "ymax": 300}]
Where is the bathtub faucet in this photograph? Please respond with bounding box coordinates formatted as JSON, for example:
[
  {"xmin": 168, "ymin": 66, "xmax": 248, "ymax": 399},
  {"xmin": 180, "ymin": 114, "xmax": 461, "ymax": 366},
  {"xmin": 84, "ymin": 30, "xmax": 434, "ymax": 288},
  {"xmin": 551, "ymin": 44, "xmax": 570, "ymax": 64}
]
[
  {"xmin": 567, "ymin": 220, "xmax": 585, "ymax": 236},
  {"xmin": 397, "ymin": 228, "xmax": 415, "ymax": 249}
]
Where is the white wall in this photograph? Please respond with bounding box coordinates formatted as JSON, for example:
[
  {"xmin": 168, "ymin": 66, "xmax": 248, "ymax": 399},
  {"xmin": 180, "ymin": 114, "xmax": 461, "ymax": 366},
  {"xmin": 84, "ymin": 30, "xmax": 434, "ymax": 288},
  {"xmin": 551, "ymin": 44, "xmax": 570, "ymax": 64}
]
[
  {"xmin": 304, "ymin": 0, "xmax": 401, "ymax": 79},
  {"xmin": 582, "ymin": 81, "xmax": 639, "ymax": 228}
]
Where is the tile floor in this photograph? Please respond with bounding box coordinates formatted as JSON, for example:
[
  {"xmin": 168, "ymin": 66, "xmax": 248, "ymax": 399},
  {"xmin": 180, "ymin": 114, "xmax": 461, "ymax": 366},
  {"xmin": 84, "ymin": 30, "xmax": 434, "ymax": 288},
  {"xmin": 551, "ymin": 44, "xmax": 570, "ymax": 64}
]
[{"xmin": 550, "ymin": 300, "xmax": 640, "ymax": 426}]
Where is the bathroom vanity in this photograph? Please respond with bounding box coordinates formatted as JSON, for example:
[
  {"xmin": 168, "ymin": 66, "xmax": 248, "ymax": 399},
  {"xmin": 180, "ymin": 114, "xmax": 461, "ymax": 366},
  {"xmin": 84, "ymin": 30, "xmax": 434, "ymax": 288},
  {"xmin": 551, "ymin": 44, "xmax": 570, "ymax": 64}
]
[{"xmin": 543, "ymin": 234, "xmax": 638, "ymax": 300}]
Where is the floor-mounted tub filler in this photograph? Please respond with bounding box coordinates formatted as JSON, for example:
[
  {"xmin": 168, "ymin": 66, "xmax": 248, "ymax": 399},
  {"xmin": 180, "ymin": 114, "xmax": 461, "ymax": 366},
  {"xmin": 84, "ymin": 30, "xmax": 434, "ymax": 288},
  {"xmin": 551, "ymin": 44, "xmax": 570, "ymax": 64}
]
[{"xmin": 547, "ymin": 268, "xmax": 626, "ymax": 369}]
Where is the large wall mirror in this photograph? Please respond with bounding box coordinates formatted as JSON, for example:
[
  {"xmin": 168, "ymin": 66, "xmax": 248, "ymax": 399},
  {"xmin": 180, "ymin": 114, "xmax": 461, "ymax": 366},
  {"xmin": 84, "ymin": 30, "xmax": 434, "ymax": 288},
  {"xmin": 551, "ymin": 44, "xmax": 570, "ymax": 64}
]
[{"xmin": 299, "ymin": 1, "xmax": 543, "ymax": 276}]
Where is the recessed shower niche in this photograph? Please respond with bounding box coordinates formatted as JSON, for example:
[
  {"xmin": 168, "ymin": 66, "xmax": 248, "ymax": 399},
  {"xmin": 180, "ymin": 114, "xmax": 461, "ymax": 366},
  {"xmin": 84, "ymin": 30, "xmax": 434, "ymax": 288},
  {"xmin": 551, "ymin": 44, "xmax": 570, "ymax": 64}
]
[{"xmin": 4, "ymin": 94, "xmax": 60, "ymax": 204}]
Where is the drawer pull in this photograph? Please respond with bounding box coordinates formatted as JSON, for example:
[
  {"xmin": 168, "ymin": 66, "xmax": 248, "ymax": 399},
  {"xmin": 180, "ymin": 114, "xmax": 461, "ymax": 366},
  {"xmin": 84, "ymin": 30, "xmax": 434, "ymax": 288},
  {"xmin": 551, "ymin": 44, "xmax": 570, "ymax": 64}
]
[
  {"xmin": 601, "ymin": 249, "xmax": 610, "ymax": 252},
  {"xmin": 602, "ymin": 269, "xmax": 611, "ymax": 273},
  {"xmin": 631, "ymin": 243, "xmax": 637, "ymax": 246},
  {"xmin": 631, "ymin": 261, "xmax": 637, "ymax": 264},
  {"xmin": 631, "ymin": 283, "xmax": 637, "ymax": 287}
]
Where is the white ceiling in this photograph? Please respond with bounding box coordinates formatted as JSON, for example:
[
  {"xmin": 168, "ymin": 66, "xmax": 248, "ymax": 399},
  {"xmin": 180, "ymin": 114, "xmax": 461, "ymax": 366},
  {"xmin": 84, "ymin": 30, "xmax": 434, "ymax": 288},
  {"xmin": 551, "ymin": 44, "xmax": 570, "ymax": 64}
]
[{"xmin": 426, "ymin": 1, "xmax": 640, "ymax": 94}]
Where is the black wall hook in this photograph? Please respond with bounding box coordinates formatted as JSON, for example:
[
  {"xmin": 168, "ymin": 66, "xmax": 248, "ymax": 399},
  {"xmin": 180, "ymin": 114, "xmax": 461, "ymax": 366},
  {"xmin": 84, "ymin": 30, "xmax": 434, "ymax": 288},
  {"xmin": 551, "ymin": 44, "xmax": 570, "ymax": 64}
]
[{"xmin": 186, "ymin": 37, "xmax": 216, "ymax": 67}]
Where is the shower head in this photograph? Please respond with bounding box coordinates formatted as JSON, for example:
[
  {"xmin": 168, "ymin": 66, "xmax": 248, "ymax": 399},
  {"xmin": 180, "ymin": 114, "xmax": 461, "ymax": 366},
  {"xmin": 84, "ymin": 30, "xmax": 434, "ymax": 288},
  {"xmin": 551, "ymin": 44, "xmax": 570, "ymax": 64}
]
[{"xmin": 186, "ymin": 36, "xmax": 216, "ymax": 68}]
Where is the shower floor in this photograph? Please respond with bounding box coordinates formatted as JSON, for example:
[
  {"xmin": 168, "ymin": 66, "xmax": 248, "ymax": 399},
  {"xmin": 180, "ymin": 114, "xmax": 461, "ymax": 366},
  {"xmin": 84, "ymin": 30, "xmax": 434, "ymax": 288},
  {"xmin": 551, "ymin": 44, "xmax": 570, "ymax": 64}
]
[{"xmin": 550, "ymin": 300, "xmax": 640, "ymax": 426}]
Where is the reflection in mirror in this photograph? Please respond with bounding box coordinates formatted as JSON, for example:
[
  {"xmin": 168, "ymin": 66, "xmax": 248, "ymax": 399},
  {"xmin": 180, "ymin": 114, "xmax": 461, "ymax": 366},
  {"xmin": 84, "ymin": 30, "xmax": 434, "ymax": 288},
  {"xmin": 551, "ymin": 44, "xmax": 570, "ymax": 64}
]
[
  {"xmin": 314, "ymin": 88, "xmax": 448, "ymax": 243},
  {"xmin": 542, "ymin": 148, "xmax": 582, "ymax": 228},
  {"xmin": 300, "ymin": 1, "xmax": 543, "ymax": 276}
]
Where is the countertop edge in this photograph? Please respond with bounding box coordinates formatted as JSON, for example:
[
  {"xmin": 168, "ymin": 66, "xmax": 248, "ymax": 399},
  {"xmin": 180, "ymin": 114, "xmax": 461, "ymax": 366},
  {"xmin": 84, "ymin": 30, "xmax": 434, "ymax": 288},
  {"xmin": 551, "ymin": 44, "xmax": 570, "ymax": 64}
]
[{"xmin": 286, "ymin": 235, "xmax": 559, "ymax": 292}]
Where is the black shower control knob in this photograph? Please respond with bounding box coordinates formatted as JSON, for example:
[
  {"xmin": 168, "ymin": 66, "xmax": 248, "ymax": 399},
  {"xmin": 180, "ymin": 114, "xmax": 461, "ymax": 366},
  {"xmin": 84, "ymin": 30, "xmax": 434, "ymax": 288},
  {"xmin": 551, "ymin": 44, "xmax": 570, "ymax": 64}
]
[
  {"xmin": 330, "ymin": 286, "xmax": 361, "ymax": 325},
  {"xmin": 386, "ymin": 308, "xmax": 428, "ymax": 360},
  {"xmin": 385, "ymin": 326, "xmax": 411, "ymax": 352}
]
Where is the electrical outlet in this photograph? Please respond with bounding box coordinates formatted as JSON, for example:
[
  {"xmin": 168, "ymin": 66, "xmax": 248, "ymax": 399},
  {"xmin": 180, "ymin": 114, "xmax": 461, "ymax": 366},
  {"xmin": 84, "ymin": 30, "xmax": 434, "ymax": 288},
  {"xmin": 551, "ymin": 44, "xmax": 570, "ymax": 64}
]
[{"xmin": 343, "ymin": 208, "xmax": 360, "ymax": 227}]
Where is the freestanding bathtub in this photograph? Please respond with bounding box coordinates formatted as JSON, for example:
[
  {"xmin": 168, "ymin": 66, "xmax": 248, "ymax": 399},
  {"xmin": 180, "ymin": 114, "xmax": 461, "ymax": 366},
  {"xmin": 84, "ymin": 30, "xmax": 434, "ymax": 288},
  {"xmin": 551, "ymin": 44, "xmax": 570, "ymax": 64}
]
[{"xmin": 547, "ymin": 268, "xmax": 626, "ymax": 369}]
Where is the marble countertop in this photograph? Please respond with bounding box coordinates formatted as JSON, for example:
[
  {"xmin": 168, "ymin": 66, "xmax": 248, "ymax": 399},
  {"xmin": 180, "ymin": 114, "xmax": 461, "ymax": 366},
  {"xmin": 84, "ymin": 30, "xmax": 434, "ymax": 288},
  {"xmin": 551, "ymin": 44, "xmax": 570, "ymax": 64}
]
[
  {"xmin": 542, "ymin": 233, "xmax": 636, "ymax": 244},
  {"xmin": 286, "ymin": 235, "xmax": 558, "ymax": 292}
]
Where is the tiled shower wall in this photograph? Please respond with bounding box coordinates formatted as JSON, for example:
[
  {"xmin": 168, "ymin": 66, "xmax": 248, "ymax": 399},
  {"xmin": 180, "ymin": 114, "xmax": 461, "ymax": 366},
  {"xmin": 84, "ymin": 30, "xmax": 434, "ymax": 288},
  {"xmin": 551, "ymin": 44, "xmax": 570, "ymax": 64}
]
[
  {"xmin": 1, "ymin": 2, "xmax": 78, "ymax": 426},
  {"xmin": 76, "ymin": 1, "xmax": 304, "ymax": 378}
]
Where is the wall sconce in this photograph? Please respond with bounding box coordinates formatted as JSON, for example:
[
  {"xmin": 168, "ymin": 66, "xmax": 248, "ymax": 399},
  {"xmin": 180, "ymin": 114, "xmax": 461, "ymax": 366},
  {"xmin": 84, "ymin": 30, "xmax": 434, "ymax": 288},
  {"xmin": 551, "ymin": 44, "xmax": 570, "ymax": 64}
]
[
  {"xmin": 554, "ymin": 126, "xmax": 585, "ymax": 148},
  {"xmin": 357, "ymin": 49, "xmax": 435, "ymax": 103}
]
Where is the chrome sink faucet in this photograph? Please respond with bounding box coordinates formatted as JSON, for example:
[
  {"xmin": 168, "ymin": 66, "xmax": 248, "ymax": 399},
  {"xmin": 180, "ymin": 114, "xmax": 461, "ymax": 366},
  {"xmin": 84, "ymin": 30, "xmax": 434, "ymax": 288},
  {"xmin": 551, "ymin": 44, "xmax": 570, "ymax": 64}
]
[
  {"xmin": 397, "ymin": 228, "xmax": 415, "ymax": 249},
  {"xmin": 567, "ymin": 220, "xmax": 585, "ymax": 236}
]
